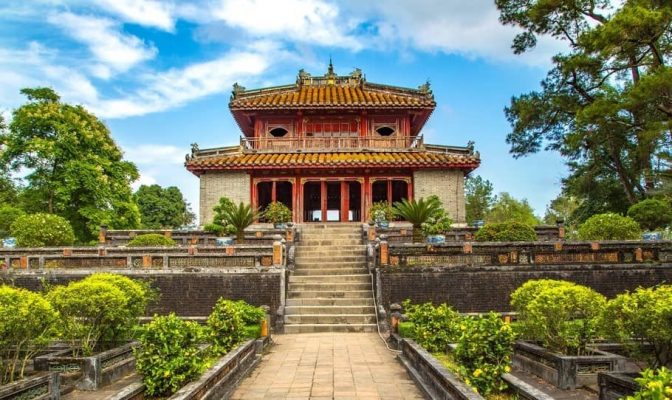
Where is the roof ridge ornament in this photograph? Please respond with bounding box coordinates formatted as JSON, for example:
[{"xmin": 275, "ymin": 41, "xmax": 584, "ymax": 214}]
[
  {"xmin": 418, "ymin": 80, "xmax": 431, "ymax": 94},
  {"xmin": 231, "ymin": 82, "xmax": 246, "ymax": 99}
]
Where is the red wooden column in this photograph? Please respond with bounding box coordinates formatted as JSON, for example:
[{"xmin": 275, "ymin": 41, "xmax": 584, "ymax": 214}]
[
  {"xmin": 340, "ymin": 181, "xmax": 349, "ymax": 222},
  {"xmin": 321, "ymin": 180, "xmax": 327, "ymax": 222},
  {"xmin": 386, "ymin": 179, "xmax": 393, "ymax": 204},
  {"xmin": 292, "ymin": 179, "xmax": 298, "ymax": 222},
  {"xmin": 363, "ymin": 177, "xmax": 370, "ymax": 221},
  {"xmin": 271, "ymin": 181, "xmax": 277, "ymax": 202},
  {"xmin": 251, "ymin": 180, "xmax": 257, "ymax": 212},
  {"xmin": 407, "ymin": 178, "xmax": 414, "ymax": 200}
]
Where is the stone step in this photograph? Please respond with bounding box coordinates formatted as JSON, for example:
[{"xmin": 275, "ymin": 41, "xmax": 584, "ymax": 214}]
[
  {"xmin": 300, "ymin": 239, "xmax": 363, "ymax": 246},
  {"xmin": 288, "ymin": 282, "xmax": 371, "ymax": 291},
  {"xmin": 295, "ymin": 255, "xmax": 366, "ymax": 263},
  {"xmin": 289, "ymin": 274, "xmax": 371, "ymax": 283},
  {"xmin": 292, "ymin": 268, "xmax": 367, "ymax": 275},
  {"xmin": 284, "ymin": 314, "xmax": 377, "ymax": 324},
  {"xmin": 288, "ymin": 290, "xmax": 373, "ymax": 299},
  {"xmin": 294, "ymin": 260, "xmax": 366, "ymax": 268},
  {"xmin": 285, "ymin": 298, "xmax": 374, "ymax": 306},
  {"xmin": 283, "ymin": 323, "xmax": 378, "ymax": 333},
  {"xmin": 297, "ymin": 244, "xmax": 366, "ymax": 250},
  {"xmin": 284, "ymin": 305, "xmax": 376, "ymax": 315},
  {"xmin": 296, "ymin": 247, "xmax": 366, "ymax": 255}
]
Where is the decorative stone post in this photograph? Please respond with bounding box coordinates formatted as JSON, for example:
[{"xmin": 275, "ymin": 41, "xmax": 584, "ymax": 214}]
[
  {"xmin": 273, "ymin": 238, "xmax": 283, "ymax": 266},
  {"xmin": 390, "ymin": 303, "xmax": 403, "ymax": 334},
  {"xmin": 380, "ymin": 240, "xmax": 389, "ymax": 265},
  {"xmin": 260, "ymin": 305, "xmax": 271, "ymax": 337},
  {"xmin": 98, "ymin": 225, "xmax": 108, "ymax": 244}
]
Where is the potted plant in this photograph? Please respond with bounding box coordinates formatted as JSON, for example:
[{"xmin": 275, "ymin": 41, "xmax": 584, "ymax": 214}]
[
  {"xmin": 392, "ymin": 196, "xmax": 443, "ymax": 243},
  {"xmin": 627, "ymin": 199, "xmax": 672, "ymax": 241},
  {"xmin": 263, "ymin": 202, "xmax": 292, "ymax": 229},
  {"xmin": 421, "ymin": 212, "xmax": 452, "ymax": 244},
  {"xmin": 204, "ymin": 223, "xmax": 236, "ymax": 246},
  {"xmin": 221, "ymin": 202, "xmax": 258, "ymax": 243},
  {"xmin": 369, "ymin": 201, "xmax": 394, "ymax": 229}
]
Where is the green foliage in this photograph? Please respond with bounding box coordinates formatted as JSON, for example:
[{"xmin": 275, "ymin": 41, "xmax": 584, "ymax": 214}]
[
  {"xmin": 600, "ymin": 285, "xmax": 672, "ymax": 369},
  {"xmin": 402, "ymin": 300, "xmax": 461, "ymax": 353},
  {"xmin": 127, "ymin": 233, "xmax": 176, "ymax": 247},
  {"xmin": 465, "ymin": 175, "xmax": 494, "ymax": 225},
  {"xmin": 398, "ymin": 321, "xmax": 415, "ymax": 338},
  {"xmin": 221, "ymin": 202, "xmax": 258, "ymax": 242},
  {"xmin": 47, "ymin": 274, "xmax": 152, "ymax": 355},
  {"xmin": 474, "ymin": 221, "xmax": 537, "ymax": 242},
  {"xmin": 234, "ymin": 300, "xmax": 265, "ymax": 325},
  {"xmin": 627, "ymin": 367, "xmax": 672, "ymax": 400},
  {"xmin": 207, "ymin": 299, "xmax": 244, "ymax": 356},
  {"xmin": 455, "ymin": 313, "xmax": 516, "ymax": 397},
  {"xmin": 627, "ymin": 199, "xmax": 672, "ymax": 231},
  {"xmin": 0, "ymin": 206, "xmax": 24, "ymax": 239},
  {"xmin": 369, "ymin": 201, "xmax": 395, "ymax": 223},
  {"xmin": 135, "ymin": 313, "xmax": 206, "ymax": 397},
  {"xmin": 495, "ymin": 0, "xmax": 672, "ymax": 211},
  {"xmin": 134, "ymin": 184, "xmax": 195, "ymax": 229},
  {"xmin": 0, "ymin": 286, "xmax": 57, "ymax": 384},
  {"xmin": 511, "ymin": 280, "xmax": 606, "ymax": 355},
  {"xmin": 10, "ymin": 213, "xmax": 75, "ymax": 247},
  {"xmin": 577, "ymin": 213, "xmax": 642, "ymax": 240},
  {"xmin": 486, "ymin": 192, "xmax": 540, "ymax": 226},
  {"xmin": 0, "ymin": 174, "xmax": 18, "ymax": 206},
  {"xmin": 421, "ymin": 212, "xmax": 453, "ymax": 236},
  {"xmin": 203, "ymin": 223, "xmax": 236, "ymax": 236},
  {"xmin": 0, "ymin": 87, "xmax": 140, "ymax": 242},
  {"xmin": 543, "ymin": 195, "xmax": 581, "ymax": 227},
  {"xmin": 242, "ymin": 324, "xmax": 261, "ymax": 339},
  {"xmin": 263, "ymin": 202, "xmax": 292, "ymax": 224},
  {"xmin": 211, "ymin": 197, "xmax": 236, "ymax": 225},
  {"xmin": 393, "ymin": 196, "xmax": 444, "ymax": 242}
]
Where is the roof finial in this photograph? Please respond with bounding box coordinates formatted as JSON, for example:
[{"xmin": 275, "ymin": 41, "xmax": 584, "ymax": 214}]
[{"xmin": 327, "ymin": 56, "xmax": 334, "ymax": 76}]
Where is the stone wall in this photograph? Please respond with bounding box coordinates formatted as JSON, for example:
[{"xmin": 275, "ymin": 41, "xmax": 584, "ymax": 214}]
[
  {"xmin": 413, "ymin": 170, "xmax": 465, "ymax": 223},
  {"xmin": 199, "ymin": 171, "xmax": 251, "ymax": 226},
  {"xmin": 376, "ymin": 264, "xmax": 672, "ymax": 313},
  {"xmin": 3, "ymin": 270, "xmax": 283, "ymax": 325}
]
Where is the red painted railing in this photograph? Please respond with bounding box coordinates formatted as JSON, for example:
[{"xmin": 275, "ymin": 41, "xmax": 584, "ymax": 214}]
[{"xmin": 241, "ymin": 136, "xmax": 423, "ymax": 151}]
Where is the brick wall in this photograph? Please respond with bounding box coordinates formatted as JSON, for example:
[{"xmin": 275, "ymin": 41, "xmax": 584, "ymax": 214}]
[
  {"xmin": 377, "ymin": 264, "xmax": 672, "ymax": 313},
  {"xmin": 199, "ymin": 171, "xmax": 251, "ymax": 226},
  {"xmin": 3, "ymin": 270, "xmax": 282, "ymax": 325},
  {"xmin": 413, "ymin": 170, "xmax": 465, "ymax": 223}
]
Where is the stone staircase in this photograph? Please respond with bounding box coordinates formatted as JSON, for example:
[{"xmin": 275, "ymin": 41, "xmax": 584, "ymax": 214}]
[{"xmin": 284, "ymin": 224, "xmax": 377, "ymax": 333}]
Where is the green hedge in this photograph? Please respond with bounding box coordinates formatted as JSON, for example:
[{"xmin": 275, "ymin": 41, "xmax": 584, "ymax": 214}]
[
  {"xmin": 401, "ymin": 300, "xmax": 461, "ymax": 353},
  {"xmin": 577, "ymin": 213, "xmax": 641, "ymax": 240},
  {"xmin": 627, "ymin": 199, "xmax": 672, "ymax": 231},
  {"xmin": 10, "ymin": 213, "xmax": 75, "ymax": 247},
  {"xmin": 127, "ymin": 233, "xmax": 176, "ymax": 247},
  {"xmin": 474, "ymin": 221, "xmax": 537, "ymax": 242}
]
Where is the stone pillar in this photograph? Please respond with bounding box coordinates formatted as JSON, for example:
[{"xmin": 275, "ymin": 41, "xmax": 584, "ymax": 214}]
[{"xmin": 380, "ymin": 241, "xmax": 389, "ymax": 265}]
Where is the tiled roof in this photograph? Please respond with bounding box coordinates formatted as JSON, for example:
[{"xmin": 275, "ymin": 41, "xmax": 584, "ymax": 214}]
[
  {"xmin": 230, "ymin": 84, "xmax": 435, "ymax": 109},
  {"xmin": 229, "ymin": 67, "xmax": 435, "ymax": 110},
  {"xmin": 186, "ymin": 151, "xmax": 480, "ymax": 173}
]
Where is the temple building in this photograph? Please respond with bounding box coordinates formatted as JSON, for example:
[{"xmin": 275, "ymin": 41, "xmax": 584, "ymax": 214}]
[{"xmin": 186, "ymin": 64, "xmax": 480, "ymax": 225}]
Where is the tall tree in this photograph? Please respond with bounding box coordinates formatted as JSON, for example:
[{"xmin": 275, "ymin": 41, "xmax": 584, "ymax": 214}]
[
  {"xmin": 486, "ymin": 192, "xmax": 540, "ymax": 226},
  {"xmin": 0, "ymin": 88, "xmax": 140, "ymax": 241},
  {"xmin": 465, "ymin": 175, "xmax": 495, "ymax": 224},
  {"xmin": 496, "ymin": 0, "xmax": 672, "ymax": 209},
  {"xmin": 134, "ymin": 184, "xmax": 195, "ymax": 229},
  {"xmin": 543, "ymin": 194, "xmax": 581, "ymax": 226}
]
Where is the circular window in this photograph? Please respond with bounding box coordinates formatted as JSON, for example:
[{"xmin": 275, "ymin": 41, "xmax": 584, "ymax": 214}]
[
  {"xmin": 376, "ymin": 126, "xmax": 395, "ymax": 137},
  {"xmin": 269, "ymin": 127, "xmax": 289, "ymax": 138}
]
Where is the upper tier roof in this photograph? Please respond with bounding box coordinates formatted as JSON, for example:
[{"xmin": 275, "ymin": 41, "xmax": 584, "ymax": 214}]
[{"xmin": 229, "ymin": 64, "xmax": 436, "ymax": 111}]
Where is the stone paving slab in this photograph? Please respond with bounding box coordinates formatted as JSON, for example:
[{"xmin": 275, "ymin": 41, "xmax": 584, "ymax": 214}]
[{"xmin": 231, "ymin": 332, "xmax": 425, "ymax": 400}]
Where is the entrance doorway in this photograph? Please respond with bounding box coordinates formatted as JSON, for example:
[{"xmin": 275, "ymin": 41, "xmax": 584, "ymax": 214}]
[{"xmin": 302, "ymin": 180, "xmax": 362, "ymax": 222}]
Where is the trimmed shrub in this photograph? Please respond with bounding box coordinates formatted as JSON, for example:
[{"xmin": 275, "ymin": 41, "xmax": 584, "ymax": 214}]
[
  {"xmin": 127, "ymin": 233, "xmax": 176, "ymax": 247},
  {"xmin": 475, "ymin": 221, "xmax": 537, "ymax": 242},
  {"xmin": 207, "ymin": 299, "xmax": 244, "ymax": 356},
  {"xmin": 402, "ymin": 300, "xmax": 461, "ymax": 353},
  {"xmin": 234, "ymin": 300, "xmax": 265, "ymax": 325},
  {"xmin": 510, "ymin": 279, "xmax": 570, "ymax": 319},
  {"xmin": 455, "ymin": 313, "xmax": 516, "ymax": 397},
  {"xmin": 263, "ymin": 202, "xmax": 292, "ymax": 224},
  {"xmin": 577, "ymin": 213, "xmax": 641, "ymax": 240},
  {"xmin": 0, "ymin": 206, "xmax": 24, "ymax": 239},
  {"xmin": 393, "ymin": 197, "xmax": 444, "ymax": 242},
  {"xmin": 0, "ymin": 286, "xmax": 57, "ymax": 384},
  {"xmin": 203, "ymin": 223, "xmax": 235, "ymax": 236},
  {"xmin": 47, "ymin": 274, "xmax": 153, "ymax": 355},
  {"xmin": 511, "ymin": 280, "xmax": 606, "ymax": 355},
  {"xmin": 135, "ymin": 313, "xmax": 205, "ymax": 397},
  {"xmin": 600, "ymin": 285, "xmax": 672, "ymax": 368},
  {"xmin": 628, "ymin": 367, "xmax": 672, "ymax": 400},
  {"xmin": 398, "ymin": 321, "xmax": 415, "ymax": 338},
  {"xmin": 10, "ymin": 213, "xmax": 75, "ymax": 247},
  {"xmin": 627, "ymin": 199, "xmax": 672, "ymax": 231}
]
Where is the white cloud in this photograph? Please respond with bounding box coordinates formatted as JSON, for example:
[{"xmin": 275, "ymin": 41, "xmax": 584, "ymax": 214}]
[
  {"xmin": 91, "ymin": 0, "xmax": 175, "ymax": 31},
  {"xmin": 210, "ymin": 0, "xmax": 362, "ymax": 50},
  {"xmin": 131, "ymin": 173, "xmax": 157, "ymax": 191},
  {"xmin": 48, "ymin": 12, "xmax": 157, "ymax": 79},
  {"xmin": 89, "ymin": 48, "xmax": 271, "ymax": 118},
  {"xmin": 124, "ymin": 145, "xmax": 185, "ymax": 165}
]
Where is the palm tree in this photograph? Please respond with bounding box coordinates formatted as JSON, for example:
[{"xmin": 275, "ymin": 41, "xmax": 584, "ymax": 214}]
[
  {"xmin": 222, "ymin": 202, "xmax": 258, "ymax": 243},
  {"xmin": 392, "ymin": 197, "xmax": 443, "ymax": 242}
]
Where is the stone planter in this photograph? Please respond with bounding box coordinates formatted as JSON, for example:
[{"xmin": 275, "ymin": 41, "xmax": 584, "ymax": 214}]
[
  {"xmin": 34, "ymin": 342, "xmax": 138, "ymax": 391},
  {"xmin": 109, "ymin": 337, "xmax": 269, "ymax": 400},
  {"xmin": 598, "ymin": 372, "xmax": 638, "ymax": 400},
  {"xmin": 513, "ymin": 341, "xmax": 626, "ymax": 390},
  {"xmin": 273, "ymin": 223, "xmax": 289, "ymax": 230},
  {"xmin": 0, "ymin": 372, "xmax": 60, "ymax": 400},
  {"xmin": 215, "ymin": 237, "xmax": 234, "ymax": 246},
  {"xmin": 375, "ymin": 221, "xmax": 390, "ymax": 229}
]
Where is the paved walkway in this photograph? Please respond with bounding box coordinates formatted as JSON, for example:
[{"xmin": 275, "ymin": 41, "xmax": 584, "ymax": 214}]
[{"xmin": 231, "ymin": 333, "xmax": 425, "ymax": 400}]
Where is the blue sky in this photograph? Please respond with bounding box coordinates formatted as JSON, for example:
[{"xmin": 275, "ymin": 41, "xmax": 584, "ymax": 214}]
[{"xmin": 0, "ymin": 0, "xmax": 568, "ymax": 219}]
